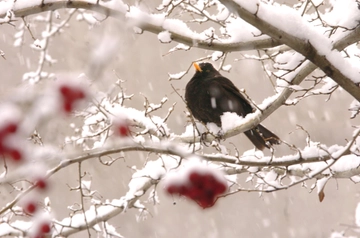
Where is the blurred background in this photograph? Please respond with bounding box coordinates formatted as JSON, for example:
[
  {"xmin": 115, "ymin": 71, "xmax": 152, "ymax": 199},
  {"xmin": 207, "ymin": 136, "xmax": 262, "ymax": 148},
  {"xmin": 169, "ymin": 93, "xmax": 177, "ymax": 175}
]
[{"xmin": 0, "ymin": 0, "xmax": 359, "ymax": 237}]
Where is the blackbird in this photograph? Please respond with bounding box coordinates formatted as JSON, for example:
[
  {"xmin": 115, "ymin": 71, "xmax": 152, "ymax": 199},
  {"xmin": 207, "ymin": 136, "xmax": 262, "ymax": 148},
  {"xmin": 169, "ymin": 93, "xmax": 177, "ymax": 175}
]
[{"xmin": 185, "ymin": 62, "xmax": 280, "ymax": 150}]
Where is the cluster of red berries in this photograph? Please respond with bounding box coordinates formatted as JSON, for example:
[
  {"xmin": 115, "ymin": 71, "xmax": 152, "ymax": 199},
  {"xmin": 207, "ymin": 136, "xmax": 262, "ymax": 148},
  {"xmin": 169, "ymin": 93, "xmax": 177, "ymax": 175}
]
[
  {"xmin": 24, "ymin": 201, "xmax": 51, "ymax": 238},
  {"xmin": 23, "ymin": 178, "xmax": 48, "ymax": 214},
  {"xmin": 166, "ymin": 171, "xmax": 227, "ymax": 209},
  {"xmin": 0, "ymin": 122, "xmax": 22, "ymax": 161},
  {"xmin": 59, "ymin": 85, "xmax": 85, "ymax": 113},
  {"xmin": 23, "ymin": 177, "xmax": 51, "ymax": 237}
]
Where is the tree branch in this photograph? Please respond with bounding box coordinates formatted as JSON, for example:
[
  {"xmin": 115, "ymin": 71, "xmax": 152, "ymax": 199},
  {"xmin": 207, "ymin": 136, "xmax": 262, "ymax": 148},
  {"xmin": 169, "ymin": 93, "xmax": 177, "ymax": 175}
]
[
  {"xmin": 0, "ymin": 129, "xmax": 358, "ymax": 236},
  {"xmin": 50, "ymin": 129, "xmax": 360, "ymax": 236},
  {"xmin": 0, "ymin": 0, "xmax": 280, "ymax": 52},
  {"xmin": 219, "ymin": 0, "xmax": 360, "ymax": 101}
]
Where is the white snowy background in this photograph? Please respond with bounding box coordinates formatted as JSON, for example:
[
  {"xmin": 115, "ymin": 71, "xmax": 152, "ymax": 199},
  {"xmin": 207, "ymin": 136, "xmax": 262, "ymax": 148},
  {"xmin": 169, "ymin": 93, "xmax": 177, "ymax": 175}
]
[{"xmin": 0, "ymin": 0, "xmax": 360, "ymax": 237}]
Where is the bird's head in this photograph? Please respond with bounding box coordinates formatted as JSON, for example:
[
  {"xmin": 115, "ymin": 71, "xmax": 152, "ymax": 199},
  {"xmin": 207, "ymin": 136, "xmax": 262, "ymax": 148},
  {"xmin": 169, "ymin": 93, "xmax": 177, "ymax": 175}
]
[{"xmin": 193, "ymin": 62, "xmax": 221, "ymax": 79}]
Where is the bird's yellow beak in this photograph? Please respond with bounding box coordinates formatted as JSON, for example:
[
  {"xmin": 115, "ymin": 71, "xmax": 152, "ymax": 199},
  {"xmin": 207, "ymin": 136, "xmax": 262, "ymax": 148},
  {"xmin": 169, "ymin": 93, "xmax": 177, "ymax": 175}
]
[{"xmin": 193, "ymin": 62, "xmax": 202, "ymax": 72}]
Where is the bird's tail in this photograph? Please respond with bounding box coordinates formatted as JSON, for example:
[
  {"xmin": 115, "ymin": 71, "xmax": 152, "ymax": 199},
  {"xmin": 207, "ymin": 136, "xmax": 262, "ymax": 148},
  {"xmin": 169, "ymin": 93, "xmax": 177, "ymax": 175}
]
[{"xmin": 244, "ymin": 124, "xmax": 281, "ymax": 150}]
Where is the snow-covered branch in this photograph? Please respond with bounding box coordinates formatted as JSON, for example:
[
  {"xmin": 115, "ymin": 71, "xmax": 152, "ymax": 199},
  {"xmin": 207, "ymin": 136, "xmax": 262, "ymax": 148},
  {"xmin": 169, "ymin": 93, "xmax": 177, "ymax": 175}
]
[
  {"xmin": 43, "ymin": 138, "xmax": 359, "ymax": 169},
  {"xmin": 1, "ymin": 126, "xmax": 357, "ymax": 220},
  {"xmin": 2, "ymin": 0, "xmax": 360, "ymax": 103},
  {"xmin": 48, "ymin": 128, "xmax": 360, "ymax": 235},
  {"xmin": 0, "ymin": 0, "xmax": 279, "ymax": 52},
  {"xmin": 219, "ymin": 0, "xmax": 360, "ymax": 101}
]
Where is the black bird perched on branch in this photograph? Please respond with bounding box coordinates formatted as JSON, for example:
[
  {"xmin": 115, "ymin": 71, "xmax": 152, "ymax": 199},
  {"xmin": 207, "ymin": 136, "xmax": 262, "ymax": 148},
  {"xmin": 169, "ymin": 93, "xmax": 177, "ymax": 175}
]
[{"xmin": 185, "ymin": 62, "xmax": 280, "ymax": 150}]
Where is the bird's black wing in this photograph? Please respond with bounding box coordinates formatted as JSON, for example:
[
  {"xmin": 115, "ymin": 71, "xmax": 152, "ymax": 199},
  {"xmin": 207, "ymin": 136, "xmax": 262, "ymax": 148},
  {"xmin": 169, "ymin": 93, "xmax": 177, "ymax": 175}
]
[
  {"xmin": 207, "ymin": 76, "xmax": 280, "ymax": 150},
  {"xmin": 206, "ymin": 76, "xmax": 254, "ymax": 117}
]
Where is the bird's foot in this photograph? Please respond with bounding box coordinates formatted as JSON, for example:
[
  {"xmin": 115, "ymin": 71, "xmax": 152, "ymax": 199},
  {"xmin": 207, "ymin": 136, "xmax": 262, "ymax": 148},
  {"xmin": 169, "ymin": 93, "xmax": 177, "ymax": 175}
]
[
  {"xmin": 200, "ymin": 132, "xmax": 212, "ymax": 146},
  {"xmin": 200, "ymin": 130, "xmax": 224, "ymax": 146},
  {"xmin": 216, "ymin": 130, "xmax": 225, "ymax": 141}
]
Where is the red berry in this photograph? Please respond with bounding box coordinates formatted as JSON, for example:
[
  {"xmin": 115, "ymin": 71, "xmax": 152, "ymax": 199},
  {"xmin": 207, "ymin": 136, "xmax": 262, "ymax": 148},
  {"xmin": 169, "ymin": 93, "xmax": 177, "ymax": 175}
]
[
  {"xmin": 166, "ymin": 185, "xmax": 178, "ymax": 194},
  {"xmin": 35, "ymin": 179, "xmax": 47, "ymax": 190},
  {"xmin": 40, "ymin": 223, "xmax": 51, "ymax": 233},
  {"xmin": 201, "ymin": 174, "xmax": 215, "ymax": 191},
  {"xmin": 189, "ymin": 172, "xmax": 203, "ymax": 186},
  {"xmin": 215, "ymin": 183, "xmax": 226, "ymax": 194},
  {"xmin": 8, "ymin": 148, "xmax": 22, "ymax": 161},
  {"xmin": 3, "ymin": 123, "xmax": 17, "ymax": 134},
  {"xmin": 59, "ymin": 86, "xmax": 71, "ymax": 96},
  {"xmin": 59, "ymin": 85, "xmax": 85, "ymax": 113},
  {"xmin": 63, "ymin": 100, "xmax": 73, "ymax": 113},
  {"xmin": 197, "ymin": 196, "xmax": 216, "ymax": 209},
  {"xmin": 204, "ymin": 188, "xmax": 215, "ymax": 198},
  {"xmin": 185, "ymin": 187, "xmax": 202, "ymax": 200},
  {"xmin": 25, "ymin": 202, "xmax": 37, "ymax": 214},
  {"xmin": 60, "ymin": 86, "xmax": 85, "ymax": 101},
  {"xmin": 118, "ymin": 125, "xmax": 129, "ymax": 137},
  {"xmin": 179, "ymin": 185, "xmax": 190, "ymax": 195}
]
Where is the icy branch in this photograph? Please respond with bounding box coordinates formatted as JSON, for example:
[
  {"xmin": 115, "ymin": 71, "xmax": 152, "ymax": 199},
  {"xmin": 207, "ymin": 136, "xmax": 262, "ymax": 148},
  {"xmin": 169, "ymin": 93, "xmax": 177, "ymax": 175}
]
[
  {"xmin": 49, "ymin": 129, "xmax": 360, "ymax": 235},
  {"xmin": 0, "ymin": 0, "xmax": 280, "ymax": 52},
  {"xmin": 220, "ymin": 0, "xmax": 360, "ymax": 101},
  {"xmin": 0, "ymin": 126, "xmax": 359, "ymax": 236}
]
